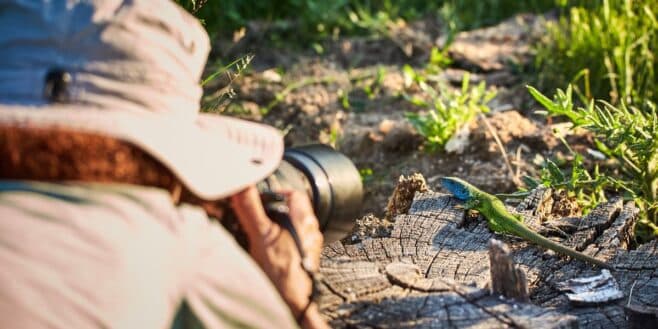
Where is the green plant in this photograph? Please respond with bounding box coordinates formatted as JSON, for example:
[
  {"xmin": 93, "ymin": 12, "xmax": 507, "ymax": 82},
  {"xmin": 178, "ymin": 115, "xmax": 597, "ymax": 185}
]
[
  {"xmin": 359, "ymin": 167, "xmax": 374, "ymax": 183},
  {"xmin": 534, "ymin": 0, "xmax": 657, "ymax": 105},
  {"xmin": 200, "ymin": 54, "xmax": 254, "ymax": 113},
  {"xmin": 524, "ymin": 153, "xmax": 610, "ymax": 215},
  {"xmin": 404, "ymin": 73, "xmax": 496, "ymax": 153},
  {"xmin": 528, "ymin": 84, "xmax": 658, "ymax": 241},
  {"xmin": 362, "ymin": 67, "xmax": 387, "ymax": 99},
  {"xmin": 426, "ymin": 47, "xmax": 453, "ymax": 75},
  {"xmin": 401, "ymin": 46, "xmax": 451, "ymax": 88},
  {"xmin": 261, "ymin": 75, "xmax": 336, "ymax": 115}
]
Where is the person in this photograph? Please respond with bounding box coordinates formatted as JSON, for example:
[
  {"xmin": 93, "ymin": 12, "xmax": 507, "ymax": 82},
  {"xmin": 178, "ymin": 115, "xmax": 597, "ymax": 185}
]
[{"xmin": 0, "ymin": 0, "xmax": 328, "ymax": 328}]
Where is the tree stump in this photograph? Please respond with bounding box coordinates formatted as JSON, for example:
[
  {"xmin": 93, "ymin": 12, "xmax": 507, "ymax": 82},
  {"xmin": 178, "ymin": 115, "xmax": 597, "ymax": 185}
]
[{"xmin": 318, "ymin": 187, "xmax": 658, "ymax": 328}]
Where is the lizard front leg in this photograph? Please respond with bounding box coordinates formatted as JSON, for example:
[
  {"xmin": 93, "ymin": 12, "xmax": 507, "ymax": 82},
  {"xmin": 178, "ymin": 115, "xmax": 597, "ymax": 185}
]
[{"xmin": 463, "ymin": 198, "xmax": 481, "ymax": 210}]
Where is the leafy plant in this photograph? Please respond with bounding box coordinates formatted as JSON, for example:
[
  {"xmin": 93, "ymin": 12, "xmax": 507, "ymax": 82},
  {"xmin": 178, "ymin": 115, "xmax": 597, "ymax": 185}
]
[
  {"xmin": 524, "ymin": 154, "xmax": 610, "ymax": 215},
  {"xmin": 534, "ymin": 0, "xmax": 657, "ymax": 105},
  {"xmin": 426, "ymin": 47, "xmax": 453, "ymax": 74},
  {"xmin": 528, "ymin": 84, "xmax": 658, "ymax": 241},
  {"xmin": 404, "ymin": 73, "xmax": 496, "ymax": 153}
]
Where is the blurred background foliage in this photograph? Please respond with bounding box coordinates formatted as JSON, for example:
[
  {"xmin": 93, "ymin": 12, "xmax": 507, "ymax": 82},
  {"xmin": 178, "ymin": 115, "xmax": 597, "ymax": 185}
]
[
  {"xmin": 175, "ymin": 0, "xmax": 658, "ymax": 238},
  {"xmin": 179, "ymin": 0, "xmax": 559, "ymax": 38},
  {"xmin": 535, "ymin": 0, "xmax": 657, "ymax": 106},
  {"xmin": 177, "ymin": 0, "xmax": 656, "ymax": 106}
]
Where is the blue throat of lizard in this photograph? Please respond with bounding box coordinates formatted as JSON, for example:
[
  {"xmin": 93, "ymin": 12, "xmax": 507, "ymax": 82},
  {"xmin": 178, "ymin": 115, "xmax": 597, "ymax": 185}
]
[{"xmin": 440, "ymin": 177, "xmax": 474, "ymax": 201}]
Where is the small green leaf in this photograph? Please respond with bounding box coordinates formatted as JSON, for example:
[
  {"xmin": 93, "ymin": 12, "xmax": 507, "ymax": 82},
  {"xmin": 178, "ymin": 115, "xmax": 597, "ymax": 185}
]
[
  {"xmin": 527, "ymin": 85, "xmax": 558, "ymax": 114},
  {"xmin": 522, "ymin": 175, "xmax": 541, "ymax": 189},
  {"xmin": 546, "ymin": 159, "xmax": 566, "ymax": 183}
]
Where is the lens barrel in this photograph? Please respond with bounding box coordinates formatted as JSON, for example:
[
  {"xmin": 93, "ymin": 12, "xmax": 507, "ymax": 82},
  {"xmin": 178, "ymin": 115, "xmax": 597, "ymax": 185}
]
[{"xmin": 258, "ymin": 144, "xmax": 363, "ymax": 240}]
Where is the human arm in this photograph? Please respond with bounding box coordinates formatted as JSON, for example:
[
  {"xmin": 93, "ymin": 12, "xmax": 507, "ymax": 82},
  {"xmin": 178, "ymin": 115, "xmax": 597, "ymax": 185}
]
[{"xmin": 231, "ymin": 186, "xmax": 329, "ymax": 329}]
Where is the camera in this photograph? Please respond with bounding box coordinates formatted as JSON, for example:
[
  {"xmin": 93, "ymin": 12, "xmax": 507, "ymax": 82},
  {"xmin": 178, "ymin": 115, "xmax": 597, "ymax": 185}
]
[{"xmin": 257, "ymin": 144, "xmax": 363, "ymax": 243}]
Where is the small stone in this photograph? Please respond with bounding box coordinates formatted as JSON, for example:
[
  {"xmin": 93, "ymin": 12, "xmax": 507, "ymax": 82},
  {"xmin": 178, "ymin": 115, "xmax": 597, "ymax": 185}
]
[
  {"xmin": 368, "ymin": 131, "xmax": 384, "ymax": 143},
  {"xmin": 378, "ymin": 119, "xmax": 396, "ymax": 134},
  {"xmin": 261, "ymin": 69, "xmax": 282, "ymax": 83},
  {"xmin": 444, "ymin": 124, "xmax": 471, "ymax": 154}
]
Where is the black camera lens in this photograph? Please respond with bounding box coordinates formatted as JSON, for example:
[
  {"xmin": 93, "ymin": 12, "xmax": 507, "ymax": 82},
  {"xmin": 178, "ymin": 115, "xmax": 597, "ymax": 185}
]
[{"xmin": 257, "ymin": 144, "xmax": 363, "ymax": 242}]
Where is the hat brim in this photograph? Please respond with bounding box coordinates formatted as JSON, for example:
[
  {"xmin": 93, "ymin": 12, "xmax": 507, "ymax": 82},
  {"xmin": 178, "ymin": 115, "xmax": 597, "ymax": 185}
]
[{"xmin": 0, "ymin": 106, "xmax": 284, "ymax": 200}]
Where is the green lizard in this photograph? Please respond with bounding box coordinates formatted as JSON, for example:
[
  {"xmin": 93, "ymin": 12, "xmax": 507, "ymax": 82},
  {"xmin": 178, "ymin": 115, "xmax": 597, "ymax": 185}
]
[{"xmin": 440, "ymin": 176, "xmax": 612, "ymax": 270}]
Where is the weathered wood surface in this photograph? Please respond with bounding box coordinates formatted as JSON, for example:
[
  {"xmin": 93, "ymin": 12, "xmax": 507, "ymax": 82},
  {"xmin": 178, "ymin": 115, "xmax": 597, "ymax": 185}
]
[{"xmin": 318, "ymin": 188, "xmax": 658, "ymax": 328}]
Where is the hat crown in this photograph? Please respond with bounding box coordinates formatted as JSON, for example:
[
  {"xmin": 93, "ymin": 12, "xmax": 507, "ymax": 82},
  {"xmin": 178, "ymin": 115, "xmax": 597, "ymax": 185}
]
[{"xmin": 0, "ymin": 0, "xmax": 210, "ymax": 120}]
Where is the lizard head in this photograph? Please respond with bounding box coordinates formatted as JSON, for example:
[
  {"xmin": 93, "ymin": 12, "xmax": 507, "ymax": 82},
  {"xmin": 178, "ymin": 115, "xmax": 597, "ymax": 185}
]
[{"xmin": 440, "ymin": 176, "xmax": 478, "ymax": 201}]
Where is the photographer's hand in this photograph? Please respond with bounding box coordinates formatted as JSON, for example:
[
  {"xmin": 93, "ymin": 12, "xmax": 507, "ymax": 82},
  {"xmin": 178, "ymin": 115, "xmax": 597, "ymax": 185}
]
[{"xmin": 231, "ymin": 186, "xmax": 328, "ymax": 329}]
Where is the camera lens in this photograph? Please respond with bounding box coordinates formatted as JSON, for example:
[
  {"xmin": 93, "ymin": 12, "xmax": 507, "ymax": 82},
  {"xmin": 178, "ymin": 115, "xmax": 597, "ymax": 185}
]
[{"xmin": 258, "ymin": 144, "xmax": 363, "ymax": 242}]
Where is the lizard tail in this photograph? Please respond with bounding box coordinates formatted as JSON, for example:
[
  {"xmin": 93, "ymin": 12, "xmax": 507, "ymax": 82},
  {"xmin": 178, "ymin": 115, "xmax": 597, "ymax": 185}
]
[{"xmin": 510, "ymin": 221, "xmax": 613, "ymax": 270}]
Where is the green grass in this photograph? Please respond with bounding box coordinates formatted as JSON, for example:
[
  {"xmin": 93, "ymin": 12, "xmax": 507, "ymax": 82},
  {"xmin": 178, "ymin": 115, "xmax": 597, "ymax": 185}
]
[
  {"xmin": 534, "ymin": 0, "xmax": 657, "ymax": 105},
  {"xmin": 200, "ymin": 54, "xmax": 254, "ymax": 113}
]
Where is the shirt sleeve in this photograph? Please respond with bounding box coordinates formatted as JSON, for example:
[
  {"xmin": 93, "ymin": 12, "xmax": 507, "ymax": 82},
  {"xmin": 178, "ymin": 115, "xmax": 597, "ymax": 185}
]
[{"xmin": 177, "ymin": 204, "xmax": 299, "ymax": 329}]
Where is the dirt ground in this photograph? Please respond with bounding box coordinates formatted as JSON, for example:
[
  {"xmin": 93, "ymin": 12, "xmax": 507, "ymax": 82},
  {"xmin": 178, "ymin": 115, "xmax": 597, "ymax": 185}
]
[{"xmin": 205, "ymin": 13, "xmax": 592, "ymax": 225}]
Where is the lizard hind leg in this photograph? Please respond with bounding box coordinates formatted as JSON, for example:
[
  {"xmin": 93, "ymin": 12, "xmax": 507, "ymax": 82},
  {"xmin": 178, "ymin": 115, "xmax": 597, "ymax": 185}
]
[{"xmin": 487, "ymin": 219, "xmax": 506, "ymax": 234}]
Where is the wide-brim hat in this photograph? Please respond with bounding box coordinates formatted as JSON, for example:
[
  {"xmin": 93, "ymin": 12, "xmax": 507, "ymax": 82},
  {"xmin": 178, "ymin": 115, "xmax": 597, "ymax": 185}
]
[{"xmin": 0, "ymin": 0, "xmax": 284, "ymax": 200}]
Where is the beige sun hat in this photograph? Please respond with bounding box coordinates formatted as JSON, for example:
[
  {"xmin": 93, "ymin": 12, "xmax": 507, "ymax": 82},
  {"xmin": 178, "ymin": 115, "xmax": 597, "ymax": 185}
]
[{"xmin": 0, "ymin": 0, "xmax": 284, "ymax": 200}]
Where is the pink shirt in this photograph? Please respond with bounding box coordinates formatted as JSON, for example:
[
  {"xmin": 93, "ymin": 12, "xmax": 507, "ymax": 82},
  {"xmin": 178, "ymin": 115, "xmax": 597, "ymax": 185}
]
[{"xmin": 0, "ymin": 181, "xmax": 298, "ymax": 329}]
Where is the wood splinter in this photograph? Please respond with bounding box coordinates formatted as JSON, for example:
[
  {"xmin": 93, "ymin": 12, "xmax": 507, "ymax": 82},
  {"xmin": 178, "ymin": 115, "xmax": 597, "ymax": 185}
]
[{"xmin": 489, "ymin": 238, "xmax": 529, "ymax": 302}]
